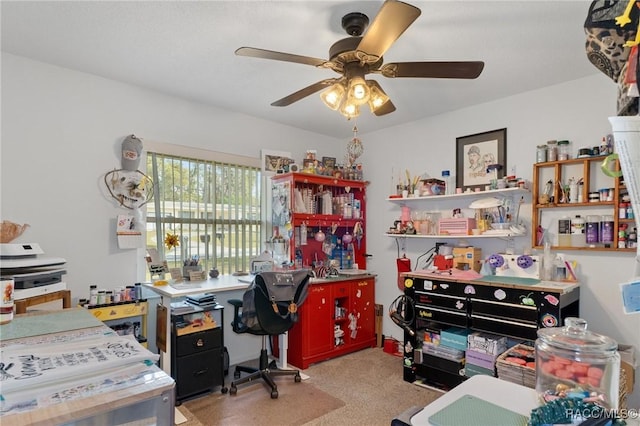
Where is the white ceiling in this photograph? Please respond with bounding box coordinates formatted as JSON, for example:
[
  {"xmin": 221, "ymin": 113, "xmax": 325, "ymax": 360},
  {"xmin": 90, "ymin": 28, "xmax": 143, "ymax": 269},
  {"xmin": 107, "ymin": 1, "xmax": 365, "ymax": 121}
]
[{"xmin": 1, "ymin": 1, "xmax": 599, "ymax": 139}]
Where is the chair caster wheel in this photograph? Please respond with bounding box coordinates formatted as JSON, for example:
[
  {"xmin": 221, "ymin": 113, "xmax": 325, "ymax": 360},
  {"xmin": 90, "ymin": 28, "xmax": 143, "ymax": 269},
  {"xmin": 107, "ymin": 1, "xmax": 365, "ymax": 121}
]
[
  {"xmin": 294, "ymin": 374, "xmax": 302, "ymax": 383},
  {"xmin": 230, "ymin": 385, "xmax": 237, "ymax": 396},
  {"xmin": 271, "ymin": 389, "xmax": 278, "ymax": 399},
  {"xmin": 221, "ymin": 387, "xmax": 228, "ymax": 394}
]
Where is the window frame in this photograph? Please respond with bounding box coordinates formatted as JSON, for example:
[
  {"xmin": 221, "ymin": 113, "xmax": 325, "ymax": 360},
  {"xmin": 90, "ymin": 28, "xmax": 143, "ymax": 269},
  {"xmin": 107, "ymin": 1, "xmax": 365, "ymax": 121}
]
[{"xmin": 144, "ymin": 140, "xmax": 264, "ymax": 276}]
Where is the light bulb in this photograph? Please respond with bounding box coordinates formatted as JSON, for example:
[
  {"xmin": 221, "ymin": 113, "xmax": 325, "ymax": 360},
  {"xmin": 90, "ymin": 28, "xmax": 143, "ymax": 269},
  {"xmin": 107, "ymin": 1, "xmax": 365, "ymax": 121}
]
[
  {"xmin": 347, "ymin": 76, "xmax": 370, "ymax": 106},
  {"xmin": 320, "ymin": 83, "xmax": 345, "ymax": 111},
  {"xmin": 340, "ymin": 101, "xmax": 360, "ymax": 119},
  {"xmin": 367, "ymin": 80, "xmax": 390, "ymax": 112}
]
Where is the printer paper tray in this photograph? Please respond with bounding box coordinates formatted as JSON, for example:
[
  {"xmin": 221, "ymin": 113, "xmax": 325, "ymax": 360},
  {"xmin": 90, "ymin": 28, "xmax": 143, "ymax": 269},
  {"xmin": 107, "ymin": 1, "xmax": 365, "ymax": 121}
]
[{"xmin": 2, "ymin": 268, "xmax": 67, "ymax": 289}]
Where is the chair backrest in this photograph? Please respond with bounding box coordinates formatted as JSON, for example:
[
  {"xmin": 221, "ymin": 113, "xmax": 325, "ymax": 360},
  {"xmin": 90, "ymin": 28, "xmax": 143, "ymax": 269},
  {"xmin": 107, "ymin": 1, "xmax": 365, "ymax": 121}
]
[{"xmin": 241, "ymin": 269, "xmax": 312, "ymax": 335}]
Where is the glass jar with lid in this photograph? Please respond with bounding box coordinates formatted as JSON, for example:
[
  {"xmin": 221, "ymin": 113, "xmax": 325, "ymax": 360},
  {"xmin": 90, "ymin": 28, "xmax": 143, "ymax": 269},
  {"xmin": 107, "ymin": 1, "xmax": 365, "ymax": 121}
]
[
  {"xmin": 535, "ymin": 317, "xmax": 620, "ymax": 409},
  {"xmin": 547, "ymin": 140, "xmax": 558, "ymax": 162},
  {"xmin": 536, "ymin": 145, "xmax": 547, "ymax": 163},
  {"xmin": 557, "ymin": 140, "xmax": 571, "ymax": 161}
]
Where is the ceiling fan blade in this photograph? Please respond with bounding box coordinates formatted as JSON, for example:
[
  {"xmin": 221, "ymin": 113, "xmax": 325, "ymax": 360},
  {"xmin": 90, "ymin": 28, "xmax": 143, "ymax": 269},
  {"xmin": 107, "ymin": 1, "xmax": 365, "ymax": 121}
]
[
  {"xmin": 373, "ymin": 100, "xmax": 396, "ymax": 116},
  {"xmin": 271, "ymin": 79, "xmax": 338, "ymax": 107},
  {"xmin": 380, "ymin": 61, "xmax": 485, "ymax": 79},
  {"xmin": 235, "ymin": 47, "xmax": 328, "ymax": 67},
  {"xmin": 357, "ymin": 0, "xmax": 421, "ymax": 59}
]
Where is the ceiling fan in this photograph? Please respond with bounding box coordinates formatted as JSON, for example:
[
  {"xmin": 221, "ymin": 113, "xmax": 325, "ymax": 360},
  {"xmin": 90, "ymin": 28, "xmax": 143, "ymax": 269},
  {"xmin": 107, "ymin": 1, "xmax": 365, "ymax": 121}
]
[{"xmin": 235, "ymin": 0, "xmax": 484, "ymax": 119}]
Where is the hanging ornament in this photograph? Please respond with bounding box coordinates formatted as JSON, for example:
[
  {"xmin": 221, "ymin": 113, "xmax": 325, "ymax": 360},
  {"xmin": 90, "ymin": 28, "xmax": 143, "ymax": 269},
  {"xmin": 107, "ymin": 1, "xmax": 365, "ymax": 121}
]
[{"xmin": 346, "ymin": 125, "xmax": 364, "ymax": 167}]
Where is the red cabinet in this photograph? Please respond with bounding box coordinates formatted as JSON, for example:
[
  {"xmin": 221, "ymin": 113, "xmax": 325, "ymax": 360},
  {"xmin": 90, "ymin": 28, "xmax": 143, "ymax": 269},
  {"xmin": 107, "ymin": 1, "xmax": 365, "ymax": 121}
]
[
  {"xmin": 270, "ymin": 172, "xmax": 368, "ymax": 269},
  {"xmin": 286, "ymin": 276, "xmax": 376, "ymax": 369}
]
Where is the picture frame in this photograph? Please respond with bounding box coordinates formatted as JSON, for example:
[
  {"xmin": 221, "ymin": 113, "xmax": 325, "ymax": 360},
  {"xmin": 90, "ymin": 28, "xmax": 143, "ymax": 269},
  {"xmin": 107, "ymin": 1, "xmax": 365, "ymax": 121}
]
[
  {"xmin": 456, "ymin": 128, "xmax": 507, "ymax": 191},
  {"xmin": 261, "ymin": 149, "xmax": 293, "ymax": 176},
  {"xmin": 322, "ymin": 156, "xmax": 336, "ymax": 170}
]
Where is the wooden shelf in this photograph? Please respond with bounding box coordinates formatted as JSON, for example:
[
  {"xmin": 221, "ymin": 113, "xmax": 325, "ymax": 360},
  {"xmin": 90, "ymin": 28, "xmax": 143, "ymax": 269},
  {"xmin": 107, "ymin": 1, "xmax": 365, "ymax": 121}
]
[
  {"xmin": 387, "ymin": 187, "xmax": 528, "ymax": 203},
  {"xmin": 532, "ymin": 156, "xmax": 635, "ymax": 251}
]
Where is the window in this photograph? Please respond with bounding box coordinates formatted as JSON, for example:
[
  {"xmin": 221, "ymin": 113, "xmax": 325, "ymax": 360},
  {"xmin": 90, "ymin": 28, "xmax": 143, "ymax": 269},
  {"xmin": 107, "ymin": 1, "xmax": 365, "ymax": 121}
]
[{"xmin": 146, "ymin": 145, "xmax": 262, "ymax": 276}]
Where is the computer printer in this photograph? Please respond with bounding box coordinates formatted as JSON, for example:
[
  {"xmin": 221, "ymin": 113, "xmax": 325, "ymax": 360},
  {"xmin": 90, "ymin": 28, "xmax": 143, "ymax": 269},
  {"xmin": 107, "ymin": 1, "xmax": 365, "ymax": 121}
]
[{"xmin": 0, "ymin": 243, "xmax": 67, "ymax": 294}]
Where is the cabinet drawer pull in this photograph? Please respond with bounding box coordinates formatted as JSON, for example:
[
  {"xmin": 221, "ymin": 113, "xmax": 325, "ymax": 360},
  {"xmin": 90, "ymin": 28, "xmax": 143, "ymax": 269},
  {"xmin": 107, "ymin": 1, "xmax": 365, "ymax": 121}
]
[
  {"xmin": 471, "ymin": 314, "xmax": 537, "ymax": 328},
  {"xmin": 416, "ymin": 305, "xmax": 466, "ymax": 316},
  {"xmin": 470, "ymin": 298, "xmax": 537, "ymax": 310}
]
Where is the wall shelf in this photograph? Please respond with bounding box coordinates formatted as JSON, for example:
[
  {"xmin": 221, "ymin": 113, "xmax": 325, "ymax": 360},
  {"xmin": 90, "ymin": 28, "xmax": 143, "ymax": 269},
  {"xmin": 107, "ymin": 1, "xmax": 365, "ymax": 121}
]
[
  {"xmin": 384, "ymin": 232, "xmax": 526, "ymax": 239},
  {"xmin": 387, "ymin": 187, "xmax": 530, "ymax": 239},
  {"xmin": 387, "ymin": 187, "xmax": 528, "ymax": 203},
  {"xmin": 532, "ymin": 155, "xmax": 635, "ymax": 251}
]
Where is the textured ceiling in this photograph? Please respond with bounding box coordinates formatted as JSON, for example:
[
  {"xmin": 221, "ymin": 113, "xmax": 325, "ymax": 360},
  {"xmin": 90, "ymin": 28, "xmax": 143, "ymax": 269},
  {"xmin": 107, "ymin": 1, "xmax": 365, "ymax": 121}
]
[{"xmin": 1, "ymin": 1, "xmax": 600, "ymax": 138}]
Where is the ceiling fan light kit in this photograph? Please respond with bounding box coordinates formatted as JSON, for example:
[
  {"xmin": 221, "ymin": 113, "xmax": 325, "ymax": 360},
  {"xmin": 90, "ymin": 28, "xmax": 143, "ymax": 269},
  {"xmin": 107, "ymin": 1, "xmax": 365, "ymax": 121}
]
[
  {"xmin": 339, "ymin": 99, "xmax": 360, "ymax": 120},
  {"xmin": 235, "ymin": 0, "xmax": 484, "ymax": 120},
  {"xmin": 320, "ymin": 81, "xmax": 346, "ymax": 110}
]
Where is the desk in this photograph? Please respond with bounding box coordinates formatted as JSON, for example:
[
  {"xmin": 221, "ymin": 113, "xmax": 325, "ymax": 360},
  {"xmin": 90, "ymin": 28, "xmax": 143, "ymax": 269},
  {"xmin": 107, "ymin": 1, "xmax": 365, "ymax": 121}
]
[
  {"xmin": 398, "ymin": 375, "xmax": 640, "ymax": 426},
  {"xmin": 0, "ymin": 309, "xmax": 174, "ymax": 426},
  {"xmin": 408, "ymin": 375, "xmax": 538, "ymax": 425},
  {"xmin": 14, "ymin": 289, "xmax": 71, "ymax": 314},
  {"xmin": 143, "ymin": 275, "xmax": 248, "ymax": 374},
  {"xmin": 392, "ymin": 375, "xmax": 537, "ymax": 425}
]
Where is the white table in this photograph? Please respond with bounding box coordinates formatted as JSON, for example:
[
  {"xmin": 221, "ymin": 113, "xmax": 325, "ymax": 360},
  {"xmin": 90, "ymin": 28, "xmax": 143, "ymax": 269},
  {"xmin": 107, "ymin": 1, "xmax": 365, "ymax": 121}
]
[
  {"xmin": 409, "ymin": 375, "xmax": 538, "ymax": 425},
  {"xmin": 143, "ymin": 275, "xmax": 249, "ymax": 374}
]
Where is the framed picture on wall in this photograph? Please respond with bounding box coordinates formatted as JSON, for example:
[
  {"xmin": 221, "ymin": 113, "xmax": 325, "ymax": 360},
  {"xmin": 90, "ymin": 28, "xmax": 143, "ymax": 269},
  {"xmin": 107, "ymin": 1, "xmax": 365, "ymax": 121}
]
[
  {"xmin": 456, "ymin": 128, "xmax": 507, "ymax": 191},
  {"xmin": 261, "ymin": 149, "xmax": 293, "ymax": 175}
]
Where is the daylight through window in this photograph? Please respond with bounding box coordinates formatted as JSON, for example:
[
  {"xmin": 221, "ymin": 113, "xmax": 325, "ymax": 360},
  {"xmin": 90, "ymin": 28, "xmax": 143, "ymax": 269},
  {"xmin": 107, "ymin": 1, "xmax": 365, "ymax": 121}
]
[{"xmin": 146, "ymin": 151, "xmax": 262, "ymax": 276}]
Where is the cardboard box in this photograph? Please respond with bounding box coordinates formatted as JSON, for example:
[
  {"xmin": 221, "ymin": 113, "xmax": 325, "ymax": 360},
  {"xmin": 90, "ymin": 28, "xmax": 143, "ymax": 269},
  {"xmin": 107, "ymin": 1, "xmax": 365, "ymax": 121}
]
[
  {"xmin": 467, "ymin": 331, "xmax": 508, "ymax": 355},
  {"xmin": 465, "ymin": 349, "xmax": 499, "ymax": 370},
  {"xmin": 441, "ymin": 326, "xmax": 472, "ymax": 351}
]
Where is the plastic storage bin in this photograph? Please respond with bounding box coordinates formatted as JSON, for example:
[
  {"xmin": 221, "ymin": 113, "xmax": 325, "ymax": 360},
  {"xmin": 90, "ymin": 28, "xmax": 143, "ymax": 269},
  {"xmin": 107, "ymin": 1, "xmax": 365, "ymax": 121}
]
[{"xmin": 535, "ymin": 317, "xmax": 620, "ymax": 409}]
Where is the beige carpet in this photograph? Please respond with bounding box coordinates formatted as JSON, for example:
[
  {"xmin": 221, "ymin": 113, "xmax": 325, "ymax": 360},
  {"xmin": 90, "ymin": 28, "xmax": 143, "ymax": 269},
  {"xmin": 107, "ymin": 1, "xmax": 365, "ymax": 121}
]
[{"xmin": 176, "ymin": 347, "xmax": 443, "ymax": 426}]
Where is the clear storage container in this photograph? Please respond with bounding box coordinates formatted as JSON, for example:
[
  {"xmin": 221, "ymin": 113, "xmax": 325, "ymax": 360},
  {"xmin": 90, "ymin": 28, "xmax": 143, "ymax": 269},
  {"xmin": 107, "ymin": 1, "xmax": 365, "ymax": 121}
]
[
  {"xmin": 557, "ymin": 140, "xmax": 571, "ymax": 160},
  {"xmin": 546, "ymin": 140, "xmax": 558, "ymax": 162},
  {"xmin": 535, "ymin": 317, "xmax": 620, "ymax": 409}
]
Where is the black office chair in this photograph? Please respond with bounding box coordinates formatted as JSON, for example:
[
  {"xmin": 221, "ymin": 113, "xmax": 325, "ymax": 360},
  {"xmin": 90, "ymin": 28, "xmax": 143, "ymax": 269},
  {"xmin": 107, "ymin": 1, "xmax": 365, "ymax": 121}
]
[{"xmin": 228, "ymin": 269, "xmax": 311, "ymax": 398}]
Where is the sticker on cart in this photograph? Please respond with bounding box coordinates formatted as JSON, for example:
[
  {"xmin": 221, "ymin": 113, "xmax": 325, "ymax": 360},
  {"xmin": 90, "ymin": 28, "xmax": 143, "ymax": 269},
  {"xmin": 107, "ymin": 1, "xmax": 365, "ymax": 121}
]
[
  {"xmin": 541, "ymin": 313, "xmax": 558, "ymax": 327},
  {"xmin": 455, "ymin": 300, "xmax": 465, "ymax": 310},
  {"xmin": 494, "ymin": 289, "xmax": 506, "ymax": 300},
  {"xmin": 464, "ymin": 285, "xmax": 476, "ymax": 295},
  {"xmin": 544, "ymin": 294, "xmax": 559, "ymax": 306},
  {"xmin": 520, "ymin": 293, "xmax": 536, "ymax": 307},
  {"xmin": 440, "ymin": 283, "xmax": 449, "ymax": 290}
]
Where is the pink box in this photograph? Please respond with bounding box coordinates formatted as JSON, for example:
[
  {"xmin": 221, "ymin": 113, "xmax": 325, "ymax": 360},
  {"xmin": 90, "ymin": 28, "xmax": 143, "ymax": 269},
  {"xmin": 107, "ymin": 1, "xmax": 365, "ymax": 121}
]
[
  {"xmin": 438, "ymin": 218, "xmax": 476, "ymax": 235},
  {"xmin": 465, "ymin": 349, "xmax": 498, "ymax": 370}
]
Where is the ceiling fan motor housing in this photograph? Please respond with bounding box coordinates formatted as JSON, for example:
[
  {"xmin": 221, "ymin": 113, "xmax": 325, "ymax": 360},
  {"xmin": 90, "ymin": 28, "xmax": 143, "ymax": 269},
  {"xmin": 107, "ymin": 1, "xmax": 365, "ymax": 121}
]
[{"xmin": 342, "ymin": 12, "xmax": 369, "ymax": 36}]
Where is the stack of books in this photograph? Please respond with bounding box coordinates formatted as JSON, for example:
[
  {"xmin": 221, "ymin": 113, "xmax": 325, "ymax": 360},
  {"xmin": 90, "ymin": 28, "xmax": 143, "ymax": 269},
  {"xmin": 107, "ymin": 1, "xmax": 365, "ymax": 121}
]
[{"xmin": 186, "ymin": 292, "xmax": 217, "ymax": 307}]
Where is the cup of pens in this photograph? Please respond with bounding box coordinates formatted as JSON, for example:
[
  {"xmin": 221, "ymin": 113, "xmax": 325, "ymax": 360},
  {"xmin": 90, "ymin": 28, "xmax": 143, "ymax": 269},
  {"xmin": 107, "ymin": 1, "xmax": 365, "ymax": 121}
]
[{"xmin": 183, "ymin": 256, "xmax": 202, "ymax": 280}]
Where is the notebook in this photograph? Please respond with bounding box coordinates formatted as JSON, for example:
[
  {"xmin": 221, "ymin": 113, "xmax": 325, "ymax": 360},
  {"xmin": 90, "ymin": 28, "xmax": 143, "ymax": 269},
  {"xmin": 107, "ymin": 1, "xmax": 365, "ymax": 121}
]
[{"xmin": 428, "ymin": 394, "xmax": 528, "ymax": 426}]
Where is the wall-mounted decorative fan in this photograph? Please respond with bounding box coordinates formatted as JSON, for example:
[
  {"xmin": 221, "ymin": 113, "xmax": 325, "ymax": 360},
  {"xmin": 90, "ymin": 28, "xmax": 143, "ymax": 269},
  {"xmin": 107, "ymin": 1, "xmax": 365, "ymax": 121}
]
[{"xmin": 235, "ymin": 0, "xmax": 484, "ymax": 119}]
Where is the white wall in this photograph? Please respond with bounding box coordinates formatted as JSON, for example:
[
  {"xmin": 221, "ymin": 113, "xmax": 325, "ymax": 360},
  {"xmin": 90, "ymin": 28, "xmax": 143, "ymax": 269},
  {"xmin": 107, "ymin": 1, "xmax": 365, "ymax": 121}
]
[
  {"xmin": 363, "ymin": 74, "xmax": 640, "ymax": 408},
  {"xmin": 0, "ymin": 53, "xmax": 343, "ymax": 365},
  {"xmin": 2, "ymin": 53, "xmax": 639, "ymax": 407}
]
